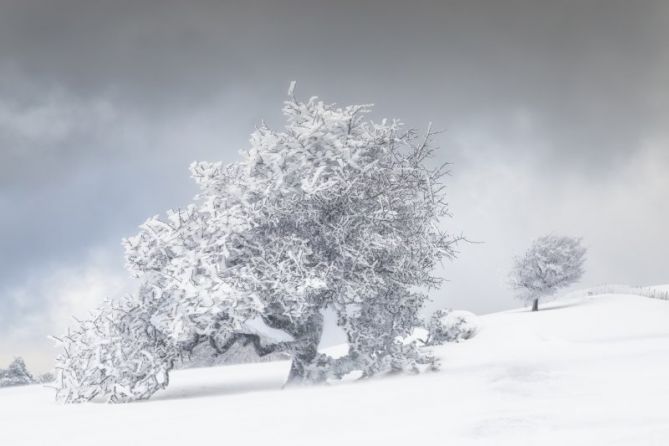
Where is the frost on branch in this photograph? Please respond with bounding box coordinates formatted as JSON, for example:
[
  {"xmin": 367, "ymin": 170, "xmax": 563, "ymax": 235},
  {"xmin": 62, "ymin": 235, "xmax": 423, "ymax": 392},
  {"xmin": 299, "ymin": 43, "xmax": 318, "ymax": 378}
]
[
  {"xmin": 53, "ymin": 289, "xmax": 178, "ymax": 403},
  {"xmin": 425, "ymin": 309, "xmax": 479, "ymax": 345},
  {"xmin": 509, "ymin": 235, "xmax": 587, "ymax": 311},
  {"xmin": 55, "ymin": 88, "xmax": 459, "ymax": 402}
]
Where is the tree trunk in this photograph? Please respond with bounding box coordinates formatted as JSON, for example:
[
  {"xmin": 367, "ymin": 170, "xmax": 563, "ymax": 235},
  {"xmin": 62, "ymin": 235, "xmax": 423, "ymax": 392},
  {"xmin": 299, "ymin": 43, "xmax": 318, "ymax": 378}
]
[
  {"xmin": 261, "ymin": 310, "xmax": 325, "ymax": 386},
  {"xmin": 207, "ymin": 310, "xmax": 326, "ymax": 385},
  {"xmin": 285, "ymin": 311, "xmax": 324, "ymax": 385},
  {"xmin": 532, "ymin": 298, "xmax": 539, "ymax": 312}
]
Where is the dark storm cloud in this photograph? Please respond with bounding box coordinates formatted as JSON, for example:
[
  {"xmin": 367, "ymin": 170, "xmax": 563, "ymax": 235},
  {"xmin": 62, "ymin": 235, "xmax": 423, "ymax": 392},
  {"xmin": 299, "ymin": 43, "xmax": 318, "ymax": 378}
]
[
  {"xmin": 1, "ymin": 0, "xmax": 668, "ymax": 369},
  {"xmin": 1, "ymin": 1, "xmax": 667, "ymax": 162},
  {"xmin": 0, "ymin": 0, "xmax": 247, "ymax": 105}
]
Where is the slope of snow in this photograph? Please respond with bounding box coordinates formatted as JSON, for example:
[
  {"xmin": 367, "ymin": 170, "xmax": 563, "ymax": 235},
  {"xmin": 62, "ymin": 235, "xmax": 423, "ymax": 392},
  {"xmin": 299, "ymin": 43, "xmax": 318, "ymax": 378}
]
[
  {"xmin": 3, "ymin": 293, "xmax": 669, "ymax": 445},
  {"xmin": 565, "ymin": 283, "xmax": 669, "ymax": 301}
]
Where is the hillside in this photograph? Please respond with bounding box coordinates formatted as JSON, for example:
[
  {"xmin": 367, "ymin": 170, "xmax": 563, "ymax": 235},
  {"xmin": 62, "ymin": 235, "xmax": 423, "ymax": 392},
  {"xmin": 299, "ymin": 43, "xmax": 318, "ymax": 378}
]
[{"xmin": 2, "ymin": 292, "xmax": 669, "ymax": 445}]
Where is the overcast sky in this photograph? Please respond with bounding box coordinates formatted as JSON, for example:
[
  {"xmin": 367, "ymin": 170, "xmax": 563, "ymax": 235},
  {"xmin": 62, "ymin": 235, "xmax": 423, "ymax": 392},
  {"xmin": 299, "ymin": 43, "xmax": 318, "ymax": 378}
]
[{"xmin": 1, "ymin": 0, "xmax": 668, "ymax": 371}]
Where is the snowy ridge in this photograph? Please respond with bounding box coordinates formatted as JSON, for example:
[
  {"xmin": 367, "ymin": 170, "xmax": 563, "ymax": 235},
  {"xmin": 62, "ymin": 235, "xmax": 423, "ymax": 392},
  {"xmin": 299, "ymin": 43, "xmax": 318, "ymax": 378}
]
[
  {"xmin": 3, "ymin": 291, "xmax": 669, "ymax": 445},
  {"xmin": 564, "ymin": 283, "xmax": 669, "ymax": 301}
]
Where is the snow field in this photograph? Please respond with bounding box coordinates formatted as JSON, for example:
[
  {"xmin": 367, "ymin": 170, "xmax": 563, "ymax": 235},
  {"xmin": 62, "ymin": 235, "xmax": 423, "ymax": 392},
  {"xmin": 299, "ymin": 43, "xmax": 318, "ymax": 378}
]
[{"xmin": 2, "ymin": 292, "xmax": 669, "ymax": 445}]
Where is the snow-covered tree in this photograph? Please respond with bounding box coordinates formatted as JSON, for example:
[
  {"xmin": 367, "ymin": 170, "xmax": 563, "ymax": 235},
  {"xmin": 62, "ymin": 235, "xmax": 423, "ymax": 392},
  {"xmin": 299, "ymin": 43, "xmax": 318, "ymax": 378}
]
[
  {"xmin": 55, "ymin": 86, "xmax": 459, "ymax": 402},
  {"xmin": 509, "ymin": 235, "xmax": 586, "ymax": 311},
  {"xmin": 0, "ymin": 358, "xmax": 35, "ymax": 387},
  {"xmin": 37, "ymin": 372, "xmax": 55, "ymax": 384},
  {"xmin": 425, "ymin": 309, "xmax": 478, "ymax": 345},
  {"xmin": 53, "ymin": 289, "xmax": 178, "ymax": 403}
]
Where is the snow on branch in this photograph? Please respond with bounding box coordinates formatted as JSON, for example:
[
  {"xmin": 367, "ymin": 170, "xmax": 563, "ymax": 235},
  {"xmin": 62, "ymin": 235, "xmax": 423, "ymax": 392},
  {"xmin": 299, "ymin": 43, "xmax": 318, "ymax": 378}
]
[{"xmin": 54, "ymin": 86, "xmax": 459, "ymax": 402}]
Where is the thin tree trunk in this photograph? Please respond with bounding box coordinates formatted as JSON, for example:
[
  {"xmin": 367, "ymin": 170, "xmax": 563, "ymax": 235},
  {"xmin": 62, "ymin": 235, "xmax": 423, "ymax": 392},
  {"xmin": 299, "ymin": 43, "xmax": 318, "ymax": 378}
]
[{"xmin": 532, "ymin": 298, "xmax": 539, "ymax": 312}]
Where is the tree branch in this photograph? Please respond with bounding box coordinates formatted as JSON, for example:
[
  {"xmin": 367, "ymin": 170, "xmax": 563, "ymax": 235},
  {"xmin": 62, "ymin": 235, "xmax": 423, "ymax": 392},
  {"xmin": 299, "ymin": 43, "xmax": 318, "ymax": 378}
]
[{"xmin": 209, "ymin": 333, "xmax": 294, "ymax": 358}]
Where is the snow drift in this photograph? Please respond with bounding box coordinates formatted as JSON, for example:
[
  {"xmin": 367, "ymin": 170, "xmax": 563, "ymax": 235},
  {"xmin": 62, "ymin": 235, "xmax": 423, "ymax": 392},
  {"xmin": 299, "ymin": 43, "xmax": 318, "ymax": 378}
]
[{"xmin": 2, "ymin": 291, "xmax": 669, "ymax": 445}]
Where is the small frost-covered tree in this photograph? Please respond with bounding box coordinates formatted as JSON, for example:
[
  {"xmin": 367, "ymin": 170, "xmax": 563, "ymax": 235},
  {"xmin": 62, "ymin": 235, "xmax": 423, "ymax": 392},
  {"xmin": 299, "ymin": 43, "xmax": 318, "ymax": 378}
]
[
  {"xmin": 509, "ymin": 235, "xmax": 586, "ymax": 311},
  {"xmin": 425, "ymin": 309, "xmax": 478, "ymax": 345},
  {"xmin": 0, "ymin": 358, "xmax": 35, "ymax": 387},
  {"xmin": 55, "ymin": 86, "xmax": 459, "ymax": 402}
]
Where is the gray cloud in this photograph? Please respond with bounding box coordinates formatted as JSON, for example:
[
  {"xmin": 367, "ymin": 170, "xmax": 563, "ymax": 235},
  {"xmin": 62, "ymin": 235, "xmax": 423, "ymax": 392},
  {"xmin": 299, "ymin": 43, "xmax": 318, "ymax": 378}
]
[
  {"xmin": 2, "ymin": 1, "xmax": 668, "ymax": 161},
  {"xmin": 1, "ymin": 0, "xmax": 668, "ymax": 369}
]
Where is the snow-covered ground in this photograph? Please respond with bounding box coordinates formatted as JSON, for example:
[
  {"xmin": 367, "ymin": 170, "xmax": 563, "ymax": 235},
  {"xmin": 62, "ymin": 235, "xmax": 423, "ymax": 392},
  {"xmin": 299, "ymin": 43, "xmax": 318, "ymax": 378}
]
[{"xmin": 3, "ymin": 291, "xmax": 669, "ymax": 445}]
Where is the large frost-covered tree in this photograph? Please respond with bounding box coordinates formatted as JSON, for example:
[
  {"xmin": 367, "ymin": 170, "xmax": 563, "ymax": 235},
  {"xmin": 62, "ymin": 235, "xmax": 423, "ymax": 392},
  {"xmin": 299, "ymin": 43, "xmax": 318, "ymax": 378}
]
[
  {"xmin": 54, "ymin": 86, "xmax": 459, "ymax": 402},
  {"xmin": 509, "ymin": 235, "xmax": 586, "ymax": 311}
]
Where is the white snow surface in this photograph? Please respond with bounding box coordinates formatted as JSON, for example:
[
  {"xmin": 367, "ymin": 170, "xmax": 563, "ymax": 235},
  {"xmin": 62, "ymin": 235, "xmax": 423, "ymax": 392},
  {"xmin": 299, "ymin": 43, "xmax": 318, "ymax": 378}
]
[
  {"xmin": 3, "ymin": 293, "xmax": 669, "ymax": 445},
  {"xmin": 240, "ymin": 316, "xmax": 295, "ymax": 343}
]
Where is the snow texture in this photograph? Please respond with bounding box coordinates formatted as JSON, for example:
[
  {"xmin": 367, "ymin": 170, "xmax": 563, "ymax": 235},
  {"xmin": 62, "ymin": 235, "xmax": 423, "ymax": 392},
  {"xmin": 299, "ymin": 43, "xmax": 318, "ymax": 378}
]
[{"xmin": 5, "ymin": 292, "xmax": 669, "ymax": 445}]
